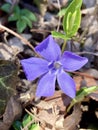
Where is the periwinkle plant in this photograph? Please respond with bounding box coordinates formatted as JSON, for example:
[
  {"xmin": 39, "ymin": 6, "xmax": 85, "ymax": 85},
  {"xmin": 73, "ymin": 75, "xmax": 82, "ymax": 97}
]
[{"xmin": 20, "ymin": 0, "xmax": 89, "ymax": 99}]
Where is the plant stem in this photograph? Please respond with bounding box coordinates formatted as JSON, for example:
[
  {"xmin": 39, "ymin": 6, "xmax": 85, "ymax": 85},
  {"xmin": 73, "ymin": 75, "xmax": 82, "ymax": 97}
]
[{"xmin": 62, "ymin": 40, "xmax": 66, "ymax": 52}]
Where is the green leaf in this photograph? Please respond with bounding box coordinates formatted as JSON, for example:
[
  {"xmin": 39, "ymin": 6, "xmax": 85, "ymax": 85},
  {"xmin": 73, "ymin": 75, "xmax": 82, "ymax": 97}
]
[
  {"xmin": 58, "ymin": 0, "xmax": 73, "ymax": 17},
  {"xmin": 88, "ymin": 123, "xmax": 98, "ymax": 130},
  {"xmin": 8, "ymin": 13, "xmax": 18, "ymax": 21},
  {"xmin": 66, "ymin": 9, "xmax": 81, "ymax": 37},
  {"xmin": 51, "ymin": 31, "xmax": 69, "ymax": 40},
  {"xmin": 21, "ymin": 16, "xmax": 32, "ymax": 28},
  {"xmin": 13, "ymin": 121, "xmax": 22, "ymax": 130},
  {"xmin": 67, "ymin": 86, "xmax": 98, "ymax": 112},
  {"xmin": 29, "ymin": 124, "xmax": 39, "ymax": 130},
  {"xmin": 21, "ymin": 9, "xmax": 37, "ymax": 22},
  {"xmin": 63, "ymin": 0, "xmax": 82, "ymax": 38},
  {"xmin": 1, "ymin": 3, "xmax": 11, "ymax": 13},
  {"xmin": 58, "ymin": 8, "xmax": 67, "ymax": 17},
  {"xmin": 16, "ymin": 19, "xmax": 27, "ymax": 33},
  {"xmin": 22, "ymin": 114, "xmax": 33, "ymax": 127},
  {"xmin": 13, "ymin": 5, "xmax": 20, "ymax": 14},
  {"xmin": 0, "ymin": 60, "xmax": 18, "ymax": 116}
]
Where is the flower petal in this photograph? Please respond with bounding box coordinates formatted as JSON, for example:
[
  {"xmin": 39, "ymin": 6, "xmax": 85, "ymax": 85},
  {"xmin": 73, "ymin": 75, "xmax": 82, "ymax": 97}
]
[
  {"xmin": 57, "ymin": 70, "xmax": 76, "ymax": 98},
  {"xmin": 36, "ymin": 72, "xmax": 56, "ymax": 97},
  {"xmin": 20, "ymin": 58, "xmax": 49, "ymax": 81},
  {"xmin": 60, "ymin": 51, "xmax": 88, "ymax": 71},
  {"xmin": 35, "ymin": 35, "xmax": 61, "ymax": 61}
]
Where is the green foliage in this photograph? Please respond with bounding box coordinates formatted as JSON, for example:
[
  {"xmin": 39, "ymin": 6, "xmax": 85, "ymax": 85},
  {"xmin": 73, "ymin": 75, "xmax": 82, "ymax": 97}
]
[
  {"xmin": 63, "ymin": 0, "xmax": 82, "ymax": 38},
  {"xmin": 88, "ymin": 123, "xmax": 98, "ymax": 130},
  {"xmin": 58, "ymin": 8, "xmax": 67, "ymax": 17},
  {"xmin": 52, "ymin": 0, "xmax": 82, "ymax": 40},
  {"xmin": 13, "ymin": 114, "xmax": 39, "ymax": 130},
  {"xmin": 52, "ymin": 31, "xmax": 67, "ymax": 40},
  {"xmin": 1, "ymin": 3, "xmax": 37, "ymax": 33},
  {"xmin": 16, "ymin": 19, "xmax": 27, "ymax": 33},
  {"xmin": 21, "ymin": 9, "xmax": 37, "ymax": 22},
  {"xmin": 22, "ymin": 114, "xmax": 33, "ymax": 127},
  {"xmin": 0, "ymin": 60, "xmax": 18, "ymax": 116},
  {"xmin": 13, "ymin": 121, "xmax": 22, "ymax": 130},
  {"xmin": 67, "ymin": 86, "xmax": 98, "ymax": 112},
  {"xmin": 58, "ymin": 0, "xmax": 73, "ymax": 17},
  {"xmin": 29, "ymin": 124, "xmax": 39, "ymax": 130},
  {"xmin": 1, "ymin": 3, "xmax": 11, "ymax": 13}
]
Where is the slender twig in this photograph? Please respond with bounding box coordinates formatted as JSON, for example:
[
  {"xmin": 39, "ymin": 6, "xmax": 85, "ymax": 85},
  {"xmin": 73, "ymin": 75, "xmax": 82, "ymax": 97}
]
[
  {"xmin": 56, "ymin": 0, "xmax": 61, "ymax": 32},
  {"xmin": 78, "ymin": 27, "xmax": 88, "ymax": 42},
  {"xmin": 30, "ymin": 28, "xmax": 50, "ymax": 33},
  {"xmin": 76, "ymin": 51, "xmax": 98, "ymax": 56},
  {"xmin": 72, "ymin": 71, "xmax": 98, "ymax": 80},
  {"xmin": 56, "ymin": 0, "xmax": 67, "ymax": 52},
  {"xmin": 0, "ymin": 24, "xmax": 40, "ymax": 57}
]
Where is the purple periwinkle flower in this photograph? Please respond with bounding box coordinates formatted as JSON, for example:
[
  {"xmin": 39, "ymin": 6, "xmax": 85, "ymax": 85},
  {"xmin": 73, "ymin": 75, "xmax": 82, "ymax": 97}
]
[{"xmin": 20, "ymin": 35, "xmax": 88, "ymax": 98}]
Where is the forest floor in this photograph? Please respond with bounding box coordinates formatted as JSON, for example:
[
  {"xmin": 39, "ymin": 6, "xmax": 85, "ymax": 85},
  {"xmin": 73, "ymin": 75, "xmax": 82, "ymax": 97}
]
[{"xmin": 0, "ymin": 0, "xmax": 98, "ymax": 130}]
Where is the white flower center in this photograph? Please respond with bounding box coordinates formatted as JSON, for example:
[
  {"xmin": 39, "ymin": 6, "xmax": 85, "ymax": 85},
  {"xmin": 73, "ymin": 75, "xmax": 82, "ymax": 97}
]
[{"xmin": 54, "ymin": 61, "xmax": 62, "ymax": 69}]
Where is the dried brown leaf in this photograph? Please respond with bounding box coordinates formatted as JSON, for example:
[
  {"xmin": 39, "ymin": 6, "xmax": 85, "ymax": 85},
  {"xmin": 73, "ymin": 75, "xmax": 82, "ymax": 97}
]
[
  {"xmin": 89, "ymin": 90, "xmax": 98, "ymax": 101},
  {"xmin": 74, "ymin": 69, "xmax": 98, "ymax": 101},
  {"xmin": 74, "ymin": 75, "xmax": 97, "ymax": 90},
  {"xmin": 74, "ymin": 69, "xmax": 98, "ymax": 90},
  {"xmin": 0, "ymin": 42, "xmax": 13, "ymax": 60},
  {"xmin": 31, "ymin": 91, "xmax": 72, "ymax": 129},
  {"xmin": 63, "ymin": 103, "xmax": 82, "ymax": 130},
  {"xmin": 0, "ymin": 96, "xmax": 22, "ymax": 130},
  {"xmin": 45, "ymin": 90, "xmax": 71, "ymax": 112}
]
